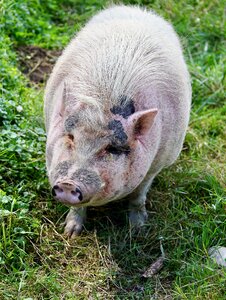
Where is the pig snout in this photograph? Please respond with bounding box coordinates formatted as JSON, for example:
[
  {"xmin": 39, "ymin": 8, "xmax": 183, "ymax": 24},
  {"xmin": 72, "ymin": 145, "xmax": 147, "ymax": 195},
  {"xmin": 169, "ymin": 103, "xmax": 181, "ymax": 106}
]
[
  {"xmin": 52, "ymin": 183, "xmax": 83, "ymax": 205},
  {"xmin": 51, "ymin": 168, "xmax": 103, "ymax": 205}
]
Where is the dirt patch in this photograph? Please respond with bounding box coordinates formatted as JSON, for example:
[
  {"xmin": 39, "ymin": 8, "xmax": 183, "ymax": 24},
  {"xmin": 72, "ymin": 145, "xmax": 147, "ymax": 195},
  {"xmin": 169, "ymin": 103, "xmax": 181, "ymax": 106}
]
[{"xmin": 16, "ymin": 45, "xmax": 61, "ymax": 84}]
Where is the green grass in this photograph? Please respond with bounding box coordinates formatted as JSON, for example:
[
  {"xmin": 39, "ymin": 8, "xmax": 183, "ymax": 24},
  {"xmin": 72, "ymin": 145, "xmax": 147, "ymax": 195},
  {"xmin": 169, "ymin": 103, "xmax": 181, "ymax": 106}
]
[{"xmin": 0, "ymin": 0, "xmax": 225, "ymax": 299}]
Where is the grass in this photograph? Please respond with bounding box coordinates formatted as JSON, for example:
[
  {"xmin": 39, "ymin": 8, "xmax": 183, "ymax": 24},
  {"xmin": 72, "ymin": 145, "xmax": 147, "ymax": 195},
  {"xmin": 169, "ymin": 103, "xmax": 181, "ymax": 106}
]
[{"xmin": 0, "ymin": 0, "xmax": 225, "ymax": 299}]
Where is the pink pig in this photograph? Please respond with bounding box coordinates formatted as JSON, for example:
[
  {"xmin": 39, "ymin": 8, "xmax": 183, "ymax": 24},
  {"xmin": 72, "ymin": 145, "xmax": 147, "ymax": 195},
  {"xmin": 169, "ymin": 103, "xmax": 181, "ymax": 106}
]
[{"xmin": 44, "ymin": 5, "xmax": 191, "ymax": 237}]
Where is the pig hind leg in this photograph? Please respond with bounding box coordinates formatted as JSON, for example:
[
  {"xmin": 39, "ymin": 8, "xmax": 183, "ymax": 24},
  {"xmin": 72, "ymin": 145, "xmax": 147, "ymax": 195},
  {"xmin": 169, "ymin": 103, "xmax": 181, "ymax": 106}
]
[
  {"xmin": 128, "ymin": 173, "xmax": 157, "ymax": 228},
  {"xmin": 64, "ymin": 207, "xmax": 87, "ymax": 237}
]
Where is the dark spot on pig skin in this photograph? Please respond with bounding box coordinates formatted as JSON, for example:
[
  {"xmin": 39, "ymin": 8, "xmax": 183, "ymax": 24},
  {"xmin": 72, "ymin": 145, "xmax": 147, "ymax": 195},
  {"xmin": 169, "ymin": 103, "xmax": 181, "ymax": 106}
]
[
  {"xmin": 54, "ymin": 161, "xmax": 72, "ymax": 180},
  {"xmin": 71, "ymin": 169, "xmax": 102, "ymax": 191},
  {"xmin": 110, "ymin": 95, "xmax": 135, "ymax": 119},
  {"xmin": 64, "ymin": 115, "xmax": 79, "ymax": 132},
  {"xmin": 108, "ymin": 120, "xmax": 128, "ymax": 146}
]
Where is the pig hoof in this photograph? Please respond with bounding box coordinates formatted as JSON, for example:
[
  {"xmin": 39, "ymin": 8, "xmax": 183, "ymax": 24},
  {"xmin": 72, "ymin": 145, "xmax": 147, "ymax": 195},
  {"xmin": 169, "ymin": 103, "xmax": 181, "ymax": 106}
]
[
  {"xmin": 64, "ymin": 219, "xmax": 83, "ymax": 238},
  {"xmin": 63, "ymin": 208, "xmax": 86, "ymax": 238},
  {"xmin": 129, "ymin": 210, "xmax": 148, "ymax": 228}
]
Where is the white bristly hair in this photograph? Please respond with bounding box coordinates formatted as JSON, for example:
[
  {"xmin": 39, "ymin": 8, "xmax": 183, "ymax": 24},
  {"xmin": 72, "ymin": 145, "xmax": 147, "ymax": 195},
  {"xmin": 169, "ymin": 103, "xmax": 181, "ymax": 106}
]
[{"xmin": 44, "ymin": 5, "xmax": 191, "ymax": 132}]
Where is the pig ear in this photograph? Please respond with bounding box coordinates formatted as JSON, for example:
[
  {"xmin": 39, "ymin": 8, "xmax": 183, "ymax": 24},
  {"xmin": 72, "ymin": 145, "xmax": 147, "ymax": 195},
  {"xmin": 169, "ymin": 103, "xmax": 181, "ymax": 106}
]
[
  {"xmin": 53, "ymin": 80, "xmax": 73, "ymax": 118},
  {"xmin": 52, "ymin": 81, "xmax": 67, "ymax": 118},
  {"xmin": 128, "ymin": 108, "xmax": 158, "ymax": 138}
]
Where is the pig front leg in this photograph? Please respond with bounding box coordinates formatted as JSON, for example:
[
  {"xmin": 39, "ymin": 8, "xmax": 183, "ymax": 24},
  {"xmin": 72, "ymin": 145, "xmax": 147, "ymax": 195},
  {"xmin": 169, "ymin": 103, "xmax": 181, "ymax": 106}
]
[
  {"xmin": 129, "ymin": 194, "xmax": 148, "ymax": 228},
  {"xmin": 64, "ymin": 207, "xmax": 87, "ymax": 237},
  {"xmin": 128, "ymin": 174, "xmax": 157, "ymax": 228}
]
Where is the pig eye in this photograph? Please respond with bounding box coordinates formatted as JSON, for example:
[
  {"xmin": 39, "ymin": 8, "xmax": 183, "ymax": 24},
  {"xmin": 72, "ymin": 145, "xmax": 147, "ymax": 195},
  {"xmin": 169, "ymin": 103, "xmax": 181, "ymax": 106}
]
[
  {"xmin": 66, "ymin": 133, "xmax": 75, "ymax": 150},
  {"xmin": 68, "ymin": 134, "xmax": 74, "ymax": 142},
  {"xmin": 105, "ymin": 145, "xmax": 130, "ymax": 156}
]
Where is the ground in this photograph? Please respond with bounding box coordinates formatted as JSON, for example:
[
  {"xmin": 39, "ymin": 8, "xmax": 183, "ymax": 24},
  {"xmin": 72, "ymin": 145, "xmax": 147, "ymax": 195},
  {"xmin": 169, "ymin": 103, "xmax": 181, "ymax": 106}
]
[{"xmin": 0, "ymin": 0, "xmax": 225, "ymax": 299}]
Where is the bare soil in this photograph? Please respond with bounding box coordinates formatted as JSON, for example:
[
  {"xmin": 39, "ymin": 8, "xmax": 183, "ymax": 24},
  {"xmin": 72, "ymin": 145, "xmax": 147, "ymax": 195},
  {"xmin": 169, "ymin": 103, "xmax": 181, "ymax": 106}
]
[{"xmin": 16, "ymin": 45, "xmax": 61, "ymax": 84}]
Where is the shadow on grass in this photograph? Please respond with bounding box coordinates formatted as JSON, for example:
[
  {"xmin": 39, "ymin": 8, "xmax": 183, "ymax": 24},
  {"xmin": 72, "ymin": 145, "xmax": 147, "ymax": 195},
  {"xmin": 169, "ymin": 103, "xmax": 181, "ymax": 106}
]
[{"xmin": 82, "ymin": 193, "xmax": 173, "ymax": 299}]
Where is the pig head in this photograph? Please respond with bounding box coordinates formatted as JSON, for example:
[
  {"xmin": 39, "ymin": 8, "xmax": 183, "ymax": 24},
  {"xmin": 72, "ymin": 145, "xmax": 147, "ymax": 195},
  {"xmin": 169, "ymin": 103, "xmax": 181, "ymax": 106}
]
[{"xmin": 46, "ymin": 81, "xmax": 158, "ymax": 208}]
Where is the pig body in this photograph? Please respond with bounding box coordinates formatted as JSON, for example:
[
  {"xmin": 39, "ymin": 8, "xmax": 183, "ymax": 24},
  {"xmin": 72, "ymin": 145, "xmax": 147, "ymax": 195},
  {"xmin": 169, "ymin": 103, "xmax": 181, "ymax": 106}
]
[{"xmin": 44, "ymin": 5, "xmax": 191, "ymax": 236}]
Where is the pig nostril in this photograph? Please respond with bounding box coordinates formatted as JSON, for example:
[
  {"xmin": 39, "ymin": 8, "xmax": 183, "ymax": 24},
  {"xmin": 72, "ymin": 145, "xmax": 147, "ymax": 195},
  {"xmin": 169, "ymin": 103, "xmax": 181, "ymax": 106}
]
[
  {"xmin": 52, "ymin": 185, "xmax": 63, "ymax": 196},
  {"xmin": 71, "ymin": 188, "xmax": 83, "ymax": 201},
  {"xmin": 76, "ymin": 188, "xmax": 83, "ymax": 201}
]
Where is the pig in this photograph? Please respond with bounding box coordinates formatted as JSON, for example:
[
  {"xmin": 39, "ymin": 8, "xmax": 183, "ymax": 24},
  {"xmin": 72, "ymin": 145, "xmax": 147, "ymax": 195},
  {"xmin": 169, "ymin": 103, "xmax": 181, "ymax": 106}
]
[{"xmin": 44, "ymin": 5, "xmax": 191, "ymax": 237}]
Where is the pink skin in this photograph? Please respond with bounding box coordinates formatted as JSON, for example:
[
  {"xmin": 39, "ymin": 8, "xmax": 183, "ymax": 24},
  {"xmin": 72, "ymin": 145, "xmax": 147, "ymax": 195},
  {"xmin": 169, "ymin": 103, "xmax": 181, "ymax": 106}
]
[{"xmin": 89, "ymin": 108, "xmax": 158, "ymax": 205}]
